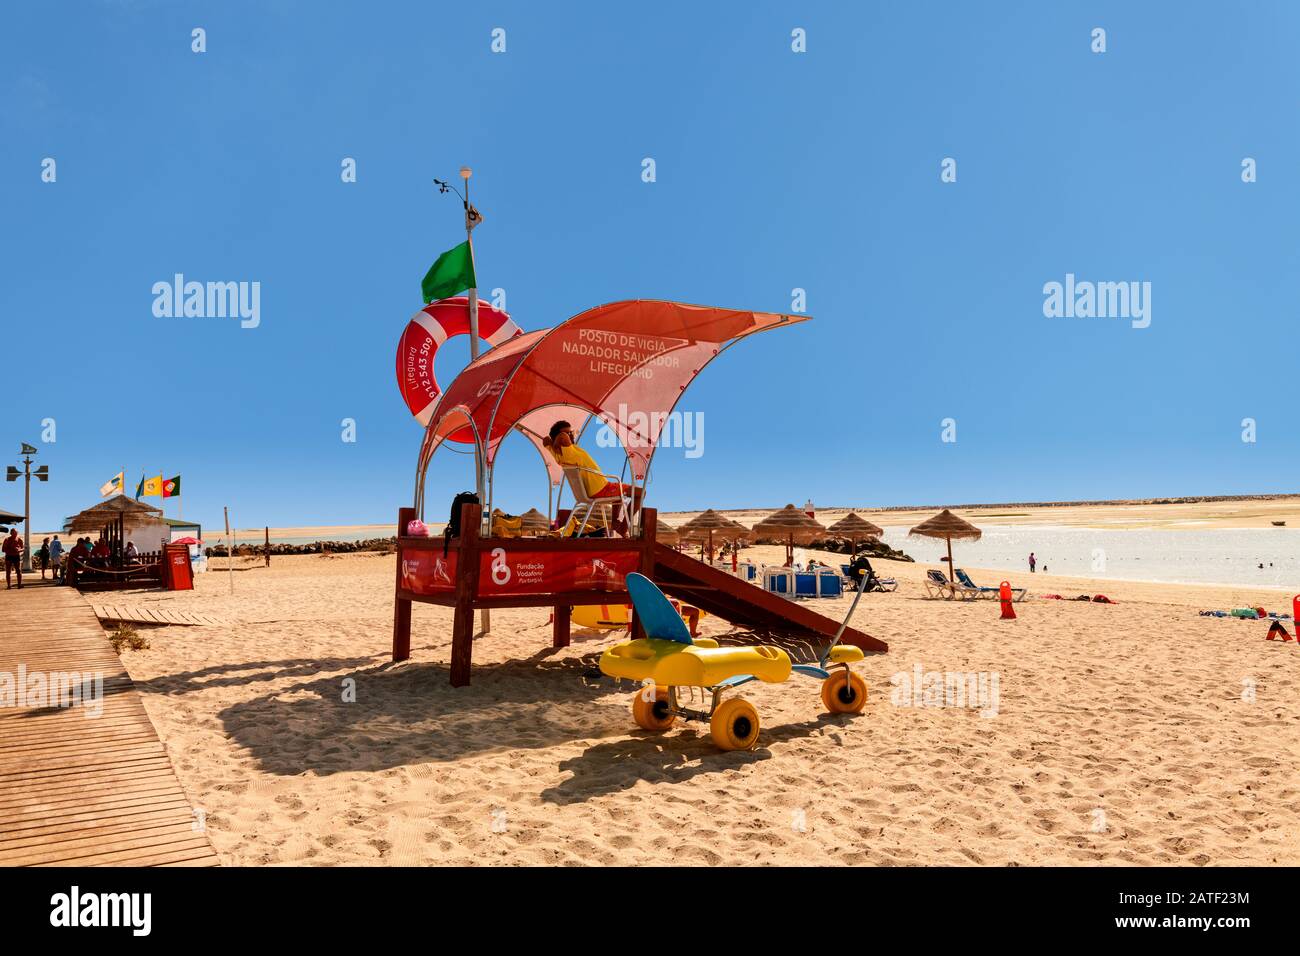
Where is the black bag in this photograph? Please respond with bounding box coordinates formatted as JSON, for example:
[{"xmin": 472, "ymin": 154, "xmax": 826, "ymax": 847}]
[{"xmin": 444, "ymin": 491, "xmax": 480, "ymax": 556}]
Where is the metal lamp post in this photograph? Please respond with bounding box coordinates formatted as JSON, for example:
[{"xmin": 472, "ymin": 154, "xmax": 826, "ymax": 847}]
[{"xmin": 6, "ymin": 443, "xmax": 48, "ymax": 573}]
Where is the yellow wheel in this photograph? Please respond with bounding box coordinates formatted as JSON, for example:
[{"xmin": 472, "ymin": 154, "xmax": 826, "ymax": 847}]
[
  {"xmin": 821, "ymin": 670, "xmax": 868, "ymax": 714},
  {"xmin": 632, "ymin": 685, "xmax": 676, "ymax": 731},
  {"xmin": 710, "ymin": 697, "xmax": 761, "ymax": 751}
]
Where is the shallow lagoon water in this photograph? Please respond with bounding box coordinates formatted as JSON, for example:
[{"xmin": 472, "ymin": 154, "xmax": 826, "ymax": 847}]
[{"xmin": 880, "ymin": 524, "xmax": 1300, "ymax": 590}]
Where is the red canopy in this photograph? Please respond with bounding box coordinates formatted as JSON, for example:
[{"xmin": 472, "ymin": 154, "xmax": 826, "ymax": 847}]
[{"xmin": 415, "ymin": 300, "xmax": 805, "ymax": 505}]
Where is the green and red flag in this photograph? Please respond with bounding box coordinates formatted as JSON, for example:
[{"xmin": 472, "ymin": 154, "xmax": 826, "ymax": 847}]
[
  {"xmin": 162, "ymin": 475, "xmax": 181, "ymax": 498},
  {"xmin": 421, "ymin": 241, "xmax": 476, "ymax": 304}
]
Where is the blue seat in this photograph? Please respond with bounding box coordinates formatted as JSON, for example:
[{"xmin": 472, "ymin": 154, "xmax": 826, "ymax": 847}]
[{"xmin": 764, "ymin": 569, "xmax": 792, "ymax": 596}]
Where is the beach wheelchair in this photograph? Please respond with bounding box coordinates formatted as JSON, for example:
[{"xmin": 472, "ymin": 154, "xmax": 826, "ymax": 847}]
[{"xmin": 599, "ymin": 573, "xmax": 870, "ymax": 751}]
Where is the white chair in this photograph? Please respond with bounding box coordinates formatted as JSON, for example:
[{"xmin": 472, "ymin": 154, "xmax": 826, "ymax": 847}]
[{"xmin": 561, "ymin": 466, "xmax": 618, "ymax": 536}]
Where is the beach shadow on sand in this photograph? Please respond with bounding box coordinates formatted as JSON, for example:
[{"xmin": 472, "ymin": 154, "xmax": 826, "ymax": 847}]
[
  {"xmin": 205, "ymin": 647, "xmax": 641, "ymax": 776},
  {"xmin": 133, "ymin": 655, "xmax": 384, "ymax": 695},
  {"xmin": 203, "ymin": 644, "xmax": 857, "ymax": 782},
  {"xmin": 538, "ymin": 713, "xmax": 857, "ymax": 805}
]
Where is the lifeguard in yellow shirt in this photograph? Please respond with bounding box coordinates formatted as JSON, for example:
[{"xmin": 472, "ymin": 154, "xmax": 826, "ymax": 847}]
[{"xmin": 545, "ymin": 420, "xmax": 642, "ymax": 533}]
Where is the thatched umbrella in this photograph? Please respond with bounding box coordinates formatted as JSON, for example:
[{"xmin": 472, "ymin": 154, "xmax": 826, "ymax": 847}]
[
  {"xmin": 655, "ymin": 518, "xmax": 680, "ymax": 547},
  {"xmin": 717, "ymin": 517, "xmax": 753, "ymax": 569},
  {"xmin": 908, "ymin": 509, "xmax": 981, "ymax": 575},
  {"xmin": 827, "ymin": 512, "xmax": 884, "ymax": 554},
  {"xmin": 679, "ymin": 509, "xmax": 744, "ymax": 561},
  {"xmin": 751, "ymin": 504, "xmax": 826, "ymax": 566},
  {"xmin": 518, "ymin": 508, "xmax": 552, "ymax": 535}
]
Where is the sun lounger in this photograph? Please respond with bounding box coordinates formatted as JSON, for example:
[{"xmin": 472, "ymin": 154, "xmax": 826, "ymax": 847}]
[
  {"xmin": 841, "ymin": 559, "xmax": 898, "ymax": 593},
  {"xmin": 955, "ymin": 568, "xmax": 1027, "ymax": 602},
  {"xmin": 923, "ymin": 568, "xmax": 959, "ymax": 600}
]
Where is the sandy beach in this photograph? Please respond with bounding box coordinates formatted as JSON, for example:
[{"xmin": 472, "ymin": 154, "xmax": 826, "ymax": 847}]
[{"xmin": 112, "ymin": 538, "xmax": 1300, "ymax": 866}]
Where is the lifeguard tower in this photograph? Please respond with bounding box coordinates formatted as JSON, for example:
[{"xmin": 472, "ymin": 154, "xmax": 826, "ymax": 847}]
[{"xmin": 392, "ymin": 299, "xmax": 887, "ymax": 685}]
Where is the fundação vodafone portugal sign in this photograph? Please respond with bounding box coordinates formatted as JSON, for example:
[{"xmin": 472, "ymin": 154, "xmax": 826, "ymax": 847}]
[{"xmin": 399, "ymin": 549, "xmax": 640, "ymax": 597}]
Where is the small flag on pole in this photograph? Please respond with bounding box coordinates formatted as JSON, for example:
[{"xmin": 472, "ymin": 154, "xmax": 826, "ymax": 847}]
[
  {"xmin": 140, "ymin": 475, "xmax": 164, "ymax": 497},
  {"xmin": 421, "ymin": 240, "xmax": 476, "ymax": 304},
  {"xmin": 162, "ymin": 475, "xmax": 181, "ymax": 498},
  {"xmin": 100, "ymin": 472, "xmax": 124, "ymax": 497}
]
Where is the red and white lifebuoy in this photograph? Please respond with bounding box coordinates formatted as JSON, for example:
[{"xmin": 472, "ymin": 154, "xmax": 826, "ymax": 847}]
[{"xmin": 395, "ymin": 296, "xmax": 522, "ymax": 427}]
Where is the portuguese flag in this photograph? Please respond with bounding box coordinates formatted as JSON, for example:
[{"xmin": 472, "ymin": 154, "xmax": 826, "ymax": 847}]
[
  {"xmin": 162, "ymin": 475, "xmax": 181, "ymax": 498},
  {"xmin": 421, "ymin": 241, "xmax": 476, "ymax": 304}
]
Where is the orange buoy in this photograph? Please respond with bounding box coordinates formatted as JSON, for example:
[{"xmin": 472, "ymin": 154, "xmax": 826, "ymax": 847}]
[{"xmin": 999, "ymin": 581, "xmax": 1016, "ymax": 620}]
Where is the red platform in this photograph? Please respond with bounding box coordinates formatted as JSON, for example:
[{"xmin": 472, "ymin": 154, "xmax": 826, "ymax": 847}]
[{"xmin": 392, "ymin": 503, "xmax": 886, "ymax": 686}]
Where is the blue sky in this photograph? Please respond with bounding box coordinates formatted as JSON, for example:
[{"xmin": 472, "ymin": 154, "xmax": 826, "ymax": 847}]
[{"xmin": 3, "ymin": 1, "xmax": 1297, "ymax": 531}]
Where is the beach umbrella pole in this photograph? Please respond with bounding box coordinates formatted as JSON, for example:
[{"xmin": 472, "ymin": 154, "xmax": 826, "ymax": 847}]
[{"xmin": 224, "ymin": 506, "xmax": 234, "ymax": 594}]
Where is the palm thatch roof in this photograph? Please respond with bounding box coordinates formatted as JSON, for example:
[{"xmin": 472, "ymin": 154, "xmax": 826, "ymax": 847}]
[
  {"xmin": 750, "ymin": 504, "xmax": 826, "ymax": 544},
  {"xmin": 679, "ymin": 509, "xmax": 748, "ymax": 540},
  {"xmin": 908, "ymin": 509, "xmax": 982, "ymax": 541},
  {"xmin": 654, "ymin": 518, "xmax": 680, "ymax": 545},
  {"xmin": 721, "ymin": 516, "xmax": 753, "ymax": 540},
  {"xmin": 65, "ymin": 495, "xmax": 163, "ymax": 534},
  {"xmin": 518, "ymin": 508, "xmax": 552, "ymax": 534},
  {"xmin": 827, "ymin": 512, "xmax": 884, "ymax": 540},
  {"xmin": 0, "ymin": 507, "xmax": 24, "ymax": 525}
]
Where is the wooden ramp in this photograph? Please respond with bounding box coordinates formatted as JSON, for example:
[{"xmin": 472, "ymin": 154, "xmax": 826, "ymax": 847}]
[
  {"xmin": 0, "ymin": 583, "xmax": 219, "ymax": 867},
  {"xmin": 92, "ymin": 604, "xmax": 226, "ymax": 628}
]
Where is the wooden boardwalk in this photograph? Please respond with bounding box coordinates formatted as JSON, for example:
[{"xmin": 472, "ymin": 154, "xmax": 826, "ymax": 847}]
[
  {"xmin": 92, "ymin": 604, "xmax": 227, "ymax": 628},
  {"xmin": 0, "ymin": 582, "xmax": 219, "ymax": 866}
]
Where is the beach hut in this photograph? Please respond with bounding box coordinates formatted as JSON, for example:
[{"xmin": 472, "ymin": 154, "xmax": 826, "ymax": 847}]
[
  {"xmin": 64, "ymin": 496, "xmax": 170, "ymax": 554},
  {"xmin": 518, "ymin": 508, "xmax": 552, "ymax": 536},
  {"xmin": 908, "ymin": 509, "xmax": 981, "ymax": 575},
  {"xmin": 163, "ymin": 516, "xmax": 203, "ymax": 543},
  {"xmin": 826, "ymin": 512, "xmax": 884, "ymax": 554},
  {"xmin": 752, "ymin": 504, "xmax": 827, "ymax": 566}
]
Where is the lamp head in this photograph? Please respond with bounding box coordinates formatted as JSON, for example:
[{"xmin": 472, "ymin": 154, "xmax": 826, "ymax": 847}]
[{"xmin": 459, "ymin": 166, "xmax": 472, "ymax": 181}]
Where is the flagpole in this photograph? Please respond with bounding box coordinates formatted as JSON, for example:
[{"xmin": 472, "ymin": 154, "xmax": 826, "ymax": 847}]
[
  {"xmin": 459, "ymin": 166, "xmax": 490, "ymax": 637},
  {"xmin": 462, "ymin": 165, "xmax": 479, "ymax": 363}
]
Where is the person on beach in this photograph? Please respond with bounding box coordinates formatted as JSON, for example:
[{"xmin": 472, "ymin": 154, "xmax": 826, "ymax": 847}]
[
  {"xmin": 1029, "ymin": 552, "xmax": 1036, "ymax": 573},
  {"xmin": 3, "ymin": 529, "xmax": 24, "ymax": 589},
  {"xmin": 124, "ymin": 540, "xmax": 139, "ymax": 563},
  {"xmin": 49, "ymin": 535, "xmax": 63, "ymax": 582},
  {"xmin": 92, "ymin": 537, "xmax": 110, "ymax": 561},
  {"xmin": 37, "ymin": 537, "xmax": 50, "ymax": 579},
  {"xmin": 544, "ymin": 420, "xmax": 641, "ymax": 535}
]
